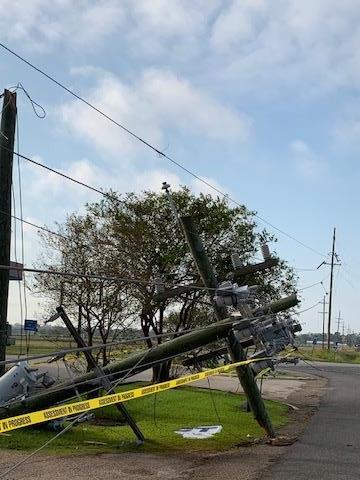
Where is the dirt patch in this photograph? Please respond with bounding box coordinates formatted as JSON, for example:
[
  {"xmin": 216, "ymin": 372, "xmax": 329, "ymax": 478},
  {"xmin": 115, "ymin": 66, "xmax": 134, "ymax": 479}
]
[{"xmin": 0, "ymin": 375, "xmax": 327, "ymax": 480}]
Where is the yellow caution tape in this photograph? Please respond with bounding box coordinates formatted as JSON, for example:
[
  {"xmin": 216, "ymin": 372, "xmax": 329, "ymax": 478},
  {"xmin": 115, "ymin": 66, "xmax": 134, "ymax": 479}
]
[{"xmin": 0, "ymin": 357, "xmax": 269, "ymax": 433}]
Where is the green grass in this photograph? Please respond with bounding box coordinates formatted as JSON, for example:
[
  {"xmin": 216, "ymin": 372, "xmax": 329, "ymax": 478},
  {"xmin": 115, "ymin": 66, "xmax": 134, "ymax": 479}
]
[
  {"xmin": 299, "ymin": 347, "xmax": 360, "ymax": 364},
  {"xmin": 0, "ymin": 384, "xmax": 288, "ymax": 455},
  {"xmin": 7, "ymin": 336, "xmax": 140, "ymax": 358},
  {"xmin": 7, "ymin": 336, "xmax": 77, "ymax": 355}
]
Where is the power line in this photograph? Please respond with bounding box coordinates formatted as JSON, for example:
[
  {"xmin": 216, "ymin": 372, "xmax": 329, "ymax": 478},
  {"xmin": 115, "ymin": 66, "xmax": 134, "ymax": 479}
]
[
  {"xmin": 1, "ymin": 146, "xmax": 123, "ymax": 204},
  {"xmin": 0, "ymin": 322, "xmax": 232, "ymax": 368},
  {"xmin": 297, "ymin": 280, "xmax": 325, "ymax": 292},
  {"xmin": 0, "ymin": 42, "xmax": 327, "ymax": 259},
  {"xmin": 0, "ymin": 263, "xmax": 319, "ymax": 298},
  {"xmin": 0, "ymin": 208, "xmax": 66, "ymax": 239},
  {"xmin": 296, "ymin": 302, "xmax": 321, "ymax": 315}
]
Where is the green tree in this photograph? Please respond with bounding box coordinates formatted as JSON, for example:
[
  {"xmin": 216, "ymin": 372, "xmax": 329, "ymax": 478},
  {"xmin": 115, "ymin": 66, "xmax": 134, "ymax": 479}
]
[{"xmin": 33, "ymin": 187, "xmax": 296, "ymax": 380}]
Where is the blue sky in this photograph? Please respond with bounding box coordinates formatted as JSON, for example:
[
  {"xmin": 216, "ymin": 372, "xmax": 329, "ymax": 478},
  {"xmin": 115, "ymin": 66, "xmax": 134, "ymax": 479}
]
[{"xmin": 1, "ymin": 0, "xmax": 359, "ymax": 333}]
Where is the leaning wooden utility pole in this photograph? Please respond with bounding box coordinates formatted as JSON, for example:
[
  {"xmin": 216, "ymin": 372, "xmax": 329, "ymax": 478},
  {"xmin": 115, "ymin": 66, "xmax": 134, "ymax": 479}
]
[
  {"xmin": 0, "ymin": 90, "xmax": 16, "ymax": 376},
  {"xmin": 180, "ymin": 215, "xmax": 275, "ymax": 438}
]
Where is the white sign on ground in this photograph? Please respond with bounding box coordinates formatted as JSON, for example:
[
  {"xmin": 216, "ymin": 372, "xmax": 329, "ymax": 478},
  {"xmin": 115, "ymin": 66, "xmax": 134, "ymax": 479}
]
[{"xmin": 174, "ymin": 425, "xmax": 223, "ymax": 439}]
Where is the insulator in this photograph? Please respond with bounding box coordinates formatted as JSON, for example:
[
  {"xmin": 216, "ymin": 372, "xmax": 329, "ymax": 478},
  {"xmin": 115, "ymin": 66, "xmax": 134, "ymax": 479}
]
[
  {"xmin": 231, "ymin": 252, "xmax": 243, "ymax": 269},
  {"xmin": 261, "ymin": 243, "xmax": 271, "ymax": 260}
]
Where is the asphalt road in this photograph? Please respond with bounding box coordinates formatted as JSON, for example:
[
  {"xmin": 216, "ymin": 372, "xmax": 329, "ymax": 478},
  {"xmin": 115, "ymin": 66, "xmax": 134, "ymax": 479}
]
[{"xmin": 265, "ymin": 361, "xmax": 360, "ymax": 480}]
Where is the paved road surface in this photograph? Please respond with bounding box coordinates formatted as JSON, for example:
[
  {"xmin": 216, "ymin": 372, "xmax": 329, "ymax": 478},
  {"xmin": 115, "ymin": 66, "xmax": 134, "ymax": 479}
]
[{"xmin": 266, "ymin": 361, "xmax": 360, "ymax": 480}]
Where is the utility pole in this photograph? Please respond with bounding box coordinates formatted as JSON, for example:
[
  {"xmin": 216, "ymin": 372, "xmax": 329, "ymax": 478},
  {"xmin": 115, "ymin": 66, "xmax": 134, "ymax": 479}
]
[
  {"xmin": 180, "ymin": 215, "xmax": 275, "ymax": 438},
  {"xmin": 336, "ymin": 310, "xmax": 342, "ymax": 335},
  {"xmin": 317, "ymin": 228, "xmax": 340, "ymax": 351},
  {"xmin": 0, "ymin": 90, "xmax": 17, "ymax": 376},
  {"xmin": 327, "ymin": 228, "xmax": 337, "ymax": 350}
]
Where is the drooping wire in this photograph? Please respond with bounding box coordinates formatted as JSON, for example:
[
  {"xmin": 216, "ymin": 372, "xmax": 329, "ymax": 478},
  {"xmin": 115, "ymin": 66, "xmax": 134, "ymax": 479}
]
[
  {"xmin": 296, "ymin": 302, "xmax": 321, "ymax": 315},
  {"xmin": 11, "ymin": 183, "xmax": 24, "ymax": 356},
  {"xmin": 0, "ymin": 42, "xmax": 327, "ymax": 259},
  {"xmin": 10, "ymin": 82, "xmax": 46, "ymax": 119},
  {"xmin": 15, "ymin": 109, "xmax": 30, "ymax": 354}
]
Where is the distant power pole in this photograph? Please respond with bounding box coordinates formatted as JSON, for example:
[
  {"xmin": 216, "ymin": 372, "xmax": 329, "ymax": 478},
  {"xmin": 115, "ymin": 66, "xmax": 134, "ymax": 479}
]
[
  {"xmin": 0, "ymin": 90, "xmax": 17, "ymax": 376},
  {"xmin": 336, "ymin": 310, "xmax": 342, "ymax": 335},
  {"xmin": 327, "ymin": 228, "xmax": 337, "ymax": 350},
  {"xmin": 318, "ymin": 295, "xmax": 328, "ymax": 349},
  {"xmin": 317, "ymin": 227, "xmax": 341, "ymax": 351}
]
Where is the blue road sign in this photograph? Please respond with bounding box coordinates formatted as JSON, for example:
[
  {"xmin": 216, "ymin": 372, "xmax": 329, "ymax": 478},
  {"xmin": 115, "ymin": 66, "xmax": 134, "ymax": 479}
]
[{"xmin": 24, "ymin": 319, "xmax": 38, "ymax": 332}]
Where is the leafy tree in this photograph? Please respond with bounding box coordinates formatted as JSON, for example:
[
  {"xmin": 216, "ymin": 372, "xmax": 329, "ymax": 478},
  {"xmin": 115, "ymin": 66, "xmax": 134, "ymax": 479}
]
[
  {"xmin": 33, "ymin": 187, "xmax": 296, "ymax": 380},
  {"xmin": 32, "ymin": 213, "xmax": 136, "ymax": 368}
]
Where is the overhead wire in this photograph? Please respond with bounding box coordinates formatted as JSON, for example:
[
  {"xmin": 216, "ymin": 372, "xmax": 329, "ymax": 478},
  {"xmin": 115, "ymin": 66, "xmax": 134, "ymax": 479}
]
[
  {"xmin": 0, "ymin": 319, "xmax": 239, "ymax": 367},
  {"xmin": 1, "ymin": 147, "xmax": 125, "ymax": 204},
  {"xmin": 0, "ymin": 209, "xmax": 66, "ymax": 239},
  {"xmin": 0, "ymin": 262, "xmax": 320, "ymax": 301},
  {"xmin": 0, "ymin": 42, "xmax": 327, "ymax": 259},
  {"xmin": 296, "ymin": 302, "xmax": 321, "ymax": 315}
]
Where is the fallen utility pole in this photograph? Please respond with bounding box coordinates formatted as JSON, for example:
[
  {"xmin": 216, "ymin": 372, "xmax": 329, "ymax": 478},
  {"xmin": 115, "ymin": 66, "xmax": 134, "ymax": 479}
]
[
  {"xmin": 0, "ymin": 90, "xmax": 16, "ymax": 376},
  {"xmin": 0, "ymin": 293, "xmax": 298, "ymax": 419},
  {"xmin": 0, "ymin": 319, "xmax": 237, "ymax": 418},
  {"xmin": 180, "ymin": 215, "xmax": 275, "ymax": 437}
]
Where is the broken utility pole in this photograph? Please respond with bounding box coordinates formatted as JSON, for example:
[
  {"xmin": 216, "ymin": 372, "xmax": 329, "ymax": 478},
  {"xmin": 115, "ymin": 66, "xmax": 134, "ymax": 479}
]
[
  {"xmin": 180, "ymin": 215, "xmax": 275, "ymax": 437},
  {"xmin": 0, "ymin": 292, "xmax": 299, "ymax": 420},
  {"xmin": 0, "ymin": 90, "xmax": 16, "ymax": 376}
]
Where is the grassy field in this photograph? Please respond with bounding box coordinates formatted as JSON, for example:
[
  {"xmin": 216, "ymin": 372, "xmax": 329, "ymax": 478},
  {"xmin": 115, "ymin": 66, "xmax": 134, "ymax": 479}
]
[
  {"xmin": 7, "ymin": 336, "xmax": 77, "ymax": 355},
  {"xmin": 299, "ymin": 347, "xmax": 360, "ymax": 364},
  {"xmin": 0, "ymin": 384, "xmax": 288, "ymax": 455},
  {"xmin": 7, "ymin": 336, "xmax": 139, "ymax": 360}
]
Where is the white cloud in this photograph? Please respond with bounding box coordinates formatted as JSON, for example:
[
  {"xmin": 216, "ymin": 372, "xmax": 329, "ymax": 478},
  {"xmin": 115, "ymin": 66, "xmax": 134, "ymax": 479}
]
[
  {"xmin": 4, "ymin": 0, "xmax": 360, "ymax": 97},
  {"xmin": 124, "ymin": 0, "xmax": 221, "ymax": 59},
  {"xmin": 290, "ymin": 140, "xmax": 325, "ymax": 178},
  {"xmin": 58, "ymin": 68, "xmax": 251, "ymax": 159},
  {"xmin": 209, "ymin": 0, "xmax": 360, "ymax": 95},
  {"xmin": 0, "ymin": 0, "xmax": 125, "ymax": 51}
]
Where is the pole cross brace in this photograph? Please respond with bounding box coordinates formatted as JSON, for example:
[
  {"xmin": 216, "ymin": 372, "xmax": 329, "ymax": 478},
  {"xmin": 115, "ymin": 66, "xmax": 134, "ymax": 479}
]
[{"xmin": 55, "ymin": 306, "xmax": 145, "ymax": 444}]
